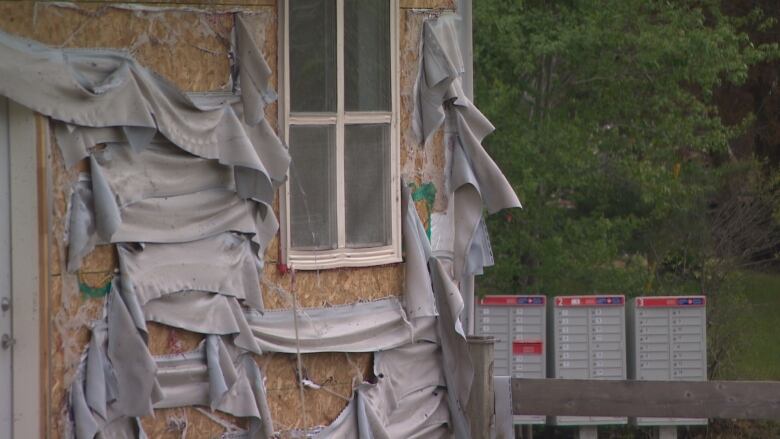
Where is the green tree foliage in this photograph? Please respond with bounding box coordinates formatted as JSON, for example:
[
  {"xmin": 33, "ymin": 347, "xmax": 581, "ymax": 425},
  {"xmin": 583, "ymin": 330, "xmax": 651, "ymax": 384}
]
[{"xmin": 474, "ymin": 0, "xmax": 778, "ymax": 296}]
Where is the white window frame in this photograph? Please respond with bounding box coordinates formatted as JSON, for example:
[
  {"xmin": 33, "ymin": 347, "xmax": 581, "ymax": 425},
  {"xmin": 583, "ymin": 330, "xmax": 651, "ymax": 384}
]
[{"xmin": 279, "ymin": 0, "xmax": 401, "ymax": 270}]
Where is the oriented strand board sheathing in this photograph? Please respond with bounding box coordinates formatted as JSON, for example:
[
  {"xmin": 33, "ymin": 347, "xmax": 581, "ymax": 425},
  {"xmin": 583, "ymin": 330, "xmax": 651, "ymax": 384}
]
[
  {"xmin": 260, "ymin": 352, "xmax": 372, "ymax": 429},
  {"xmin": 146, "ymin": 322, "xmax": 206, "ymax": 356},
  {"xmin": 140, "ymin": 407, "xmax": 248, "ymax": 439},
  {"xmin": 0, "ymin": 2, "xmax": 234, "ymax": 91},
  {"xmin": 261, "ymin": 264, "xmax": 404, "ymax": 309}
]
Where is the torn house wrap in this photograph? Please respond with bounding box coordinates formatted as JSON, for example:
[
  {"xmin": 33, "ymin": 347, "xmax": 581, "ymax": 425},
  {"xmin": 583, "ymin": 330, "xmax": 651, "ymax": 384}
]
[
  {"xmin": 245, "ymin": 298, "xmax": 438, "ymax": 354},
  {"xmin": 66, "ymin": 174, "xmax": 278, "ymax": 270},
  {"xmin": 0, "ymin": 6, "xmax": 524, "ymax": 438},
  {"xmin": 313, "ymin": 342, "xmax": 451, "ymax": 439},
  {"xmin": 412, "ymin": 14, "xmax": 521, "ymax": 283},
  {"xmin": 71, "ymin": 328, "xmax": 274, "ymax": 439},
  {"xmin": 117, "ymin": 234, "xmax": 264, "ymax": 311},
  {"xmin": 0, "ymin": 28, "xmax": 288, "ymax": 206}
]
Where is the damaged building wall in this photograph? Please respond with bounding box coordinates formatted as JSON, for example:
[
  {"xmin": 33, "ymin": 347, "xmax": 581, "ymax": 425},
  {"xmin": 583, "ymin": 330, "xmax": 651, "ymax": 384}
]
[{"xmin": 0, "ymin": 0, "xmax": 456, "ymax": 437}]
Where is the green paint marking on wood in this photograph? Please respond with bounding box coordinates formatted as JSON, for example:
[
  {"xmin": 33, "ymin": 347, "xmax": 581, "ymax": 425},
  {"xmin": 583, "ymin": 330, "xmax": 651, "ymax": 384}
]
[
  {"xmin": 79, "ymin": 275, "xmax": 113, "ymax": 299},
  {"xmin": 409, "ymin": 182, "xmax": 436, "ymax": 239}
]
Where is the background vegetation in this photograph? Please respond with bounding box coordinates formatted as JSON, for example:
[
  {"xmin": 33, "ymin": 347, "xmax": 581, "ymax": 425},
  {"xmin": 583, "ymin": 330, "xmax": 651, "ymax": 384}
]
[{"xmin": 473, "ymin": 1, "xmax": 780, "ymax": 436}]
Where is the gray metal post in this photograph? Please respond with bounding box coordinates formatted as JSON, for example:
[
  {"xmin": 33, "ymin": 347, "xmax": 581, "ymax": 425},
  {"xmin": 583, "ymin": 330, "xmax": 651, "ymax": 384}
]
[
  {"xmin": 467, "ymin": 336, "xmax": 495, "ymax": 438},
  {"xmin": 656, "ymin": 426, "xmax": 678, "ymax": 439},
  {"xmin": 456, "ymin": 0, "xmax": 477, "ymax": 338},
  {"xmin": 577, "ymin": 426, "xmax": 598, "ymax": 439},
  {"xmin": 456, "ymin": 0, "xmax": 474, "ymax": 100}
]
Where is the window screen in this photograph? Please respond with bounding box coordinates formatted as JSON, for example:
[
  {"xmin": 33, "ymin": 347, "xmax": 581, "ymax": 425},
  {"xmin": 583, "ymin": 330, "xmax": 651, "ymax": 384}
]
[
  {"xmin": 289, "ymin": 125, "xmax": 337, "ymax": 250},
  {"xmin": 344, "ymin": 0, "xmax": 390, "ymax": 112},
  {"xmin": 289, "ymin": 0, "xmax": 337, "ymax": 113},
  {"xmin": 345, "ymin": 124, "xmax": 391, "ymax": 247}
]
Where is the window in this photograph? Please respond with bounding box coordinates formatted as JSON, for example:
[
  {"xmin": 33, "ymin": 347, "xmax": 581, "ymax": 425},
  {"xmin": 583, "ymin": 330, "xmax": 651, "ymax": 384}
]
[{"xmin": 281, "ymin": 0, "xmax": 401, "ymax": 269}]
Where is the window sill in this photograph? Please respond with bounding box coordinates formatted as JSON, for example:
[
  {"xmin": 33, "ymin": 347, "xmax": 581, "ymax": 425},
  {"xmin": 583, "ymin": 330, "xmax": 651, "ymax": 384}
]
[{"xmin": 287, "ymin": 245, "xmax": 402, "ymax": 270}]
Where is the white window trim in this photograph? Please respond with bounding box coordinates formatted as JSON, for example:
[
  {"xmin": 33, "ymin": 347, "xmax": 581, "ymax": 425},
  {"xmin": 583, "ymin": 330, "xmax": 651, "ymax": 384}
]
[{"xmin": 279, "ymin": 0, "xmax": 402, "ymax": 270}]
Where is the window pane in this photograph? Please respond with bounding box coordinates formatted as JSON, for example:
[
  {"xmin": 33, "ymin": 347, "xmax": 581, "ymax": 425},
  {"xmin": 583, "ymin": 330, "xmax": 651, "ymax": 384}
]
[
  {"xmin": 289, "ymin": 125, "xmax": 337, "ymax": 250},
  {"xmin": 344, "ymin": 0, "xmax": 391, "ymax": 112},
  {"xmin": 290, "ymin": 0, "xmax": 337, "ymax": 113},
  {"xmin": 345, "ymin": 124, "xmax": 391, "ymax": 247}
]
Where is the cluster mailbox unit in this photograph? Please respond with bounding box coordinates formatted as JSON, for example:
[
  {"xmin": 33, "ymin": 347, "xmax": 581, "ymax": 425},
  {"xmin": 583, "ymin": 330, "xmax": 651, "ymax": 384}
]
[
  {"xmin": 549, "ymin": 295, "xmax": 628, "ymax": 426},
  {"xmin": 628, "ymin": 296, "xmax": 708, "ymax": 426},
  {"xmin": 475, "ymin": 295, "xmax": 547, "ymax": 425},
  {"xmin": 477, "ymin": 293, "xmax": 708, "ymax": 430}
]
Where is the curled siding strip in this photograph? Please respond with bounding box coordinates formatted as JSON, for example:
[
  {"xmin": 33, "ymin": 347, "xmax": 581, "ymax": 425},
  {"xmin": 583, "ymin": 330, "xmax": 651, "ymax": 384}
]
[
  {"xmin": 70, "ymin": 330, "xmax": 275, "ymax": 438},
  {"xmin": 245, "ymin": 297, "xmax": 438, "ymax": 354},
  {"xmin": 412, "ymin": 14, "xmax": 521, "ymax": 282},
  {"xmin": 117, "ymin": 234, "xmax": 264, "ymax": 311},
  {"xmin": 313, "ymin": 342, "xmax": 450, "ymax": 439},
  {"xmin": 153, "ymin": 337, "xmax": 274, "ymax": 438},
  {"xmin": 27, "ymin": 16, "xmax": 289, "ymax": 437},
  {"xmin": 235, "ymin": 15, "xmax": 278, "ymax": 127},
  {"xmin": 68, "ymin": 285, "xmax": 156, "ymax": 439},
  {"xmin": 66, "ymin": 174, "xmax": 278, "ymax": 270}
]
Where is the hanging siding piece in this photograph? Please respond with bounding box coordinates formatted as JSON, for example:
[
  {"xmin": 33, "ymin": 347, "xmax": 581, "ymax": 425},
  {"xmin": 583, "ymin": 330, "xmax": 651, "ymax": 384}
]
[
  {"xmin": 235, "ymin": 14, "xmax": 277, "ymax": 126},
  {"xmin": 68, "ymin": 285, "xmax": 155, "ymax": 439},
  {"xmin": 245, "ymin": 297, "xmax": 437, "ymax": 353},
  {"xmin": 0, "ymin": 15, "xmax": 288, "ymax": 437},
  {"xmin": 65, "ymin": 174, "xmax": 99, "ymax": 273},
  {"xmin": 65, "ymin": 172, "xmax": 274, "ymax": 270},
  {"xmin": 314, "ymin": 342, "xmax": 450, "ymax": 438},
  {"xmin": 70, "ymin": 327, "xmax": 276, "ymax": 438},
  {"xmin": 401, "ymin": 182, "xmax": 438, "ymax": 320},
  {"xmin": 412, "ymin": 14, "xmax": 521, "ymax": 281}
]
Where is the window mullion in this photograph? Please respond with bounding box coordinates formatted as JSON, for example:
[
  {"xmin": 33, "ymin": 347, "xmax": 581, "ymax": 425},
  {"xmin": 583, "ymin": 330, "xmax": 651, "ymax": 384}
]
[{"xmin": 336, "ymin": 0, "xmax": 346, "ymax": 249}]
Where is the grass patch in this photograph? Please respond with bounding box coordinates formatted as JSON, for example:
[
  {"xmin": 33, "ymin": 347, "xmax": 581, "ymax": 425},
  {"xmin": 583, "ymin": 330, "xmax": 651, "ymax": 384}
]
[{"xmin": 725, "ymin": 271, "xmax": 780, "ymax": 380}]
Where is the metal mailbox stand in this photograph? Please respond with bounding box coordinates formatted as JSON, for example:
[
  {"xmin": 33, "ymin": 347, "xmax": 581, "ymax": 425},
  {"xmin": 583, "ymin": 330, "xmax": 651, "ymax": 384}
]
[
  {"xmin": 628, "ymin": 296, "xmax": 708, "ymax": 438},
  {"xmin": 549, "ymin": 295, "xmax": 628, "ymax": 437},
  {"xmin": 475, "ymin": 295, "xmax": 547, "ymax": 428}
]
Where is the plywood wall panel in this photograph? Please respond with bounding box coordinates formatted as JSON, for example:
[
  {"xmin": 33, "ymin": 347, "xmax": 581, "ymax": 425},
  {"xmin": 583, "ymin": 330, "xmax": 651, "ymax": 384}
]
[
  {"xmin": 0, "ymin": 1, "xmax": 234, "ymax": 91},
  {"xmin": 261, "ymin": 264, "xmax": 404, "ymax": 309},
  {"xmin": 260, "ymin": 352, "xmax": 371, "ymax": 430}
]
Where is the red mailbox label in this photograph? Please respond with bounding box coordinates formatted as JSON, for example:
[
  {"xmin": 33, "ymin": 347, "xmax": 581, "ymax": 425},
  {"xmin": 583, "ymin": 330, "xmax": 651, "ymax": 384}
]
[
  {"xmin": 479, "ymin": 295, "xmax": 546, "ymax": 306},
  {"xmin": 513, "ymin": 340, "xmax": 543, "ymax": 355},
  {"xmin": 555, "ymin": 295, "xmax": 624, "ymax": 307},
  {"xmin": 635, "ymin": 296, "xmax": 706, "ymax": 307}
]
